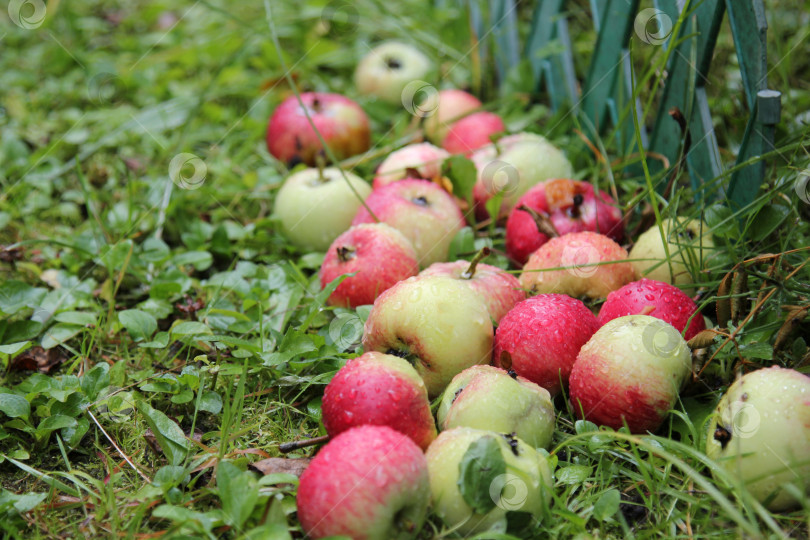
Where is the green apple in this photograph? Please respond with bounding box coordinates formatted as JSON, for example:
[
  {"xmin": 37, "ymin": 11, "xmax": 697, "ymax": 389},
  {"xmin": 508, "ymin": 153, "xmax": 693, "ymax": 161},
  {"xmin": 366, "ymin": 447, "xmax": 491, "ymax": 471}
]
[
  {"xmin": 426, "ymin": 427, "xmax": 553, "ymax": 535},
  {"xmin": 437, "ymin": 365, "xmax": 555, "ymax": 449},
  {"xmin": 362, "ymin": 275, "xmax": 494, "ymax": 397},
  {"xmin": 705, "ymin": 366, "xmax": 810, "ymax": 511},
  {"xmin": 629, "ymin": 218, "xmax": 715, "ymax": 294},
  {"xmin": 274, "ymin": 167, "xmax": 371, "ymax": 252},
  {"xmin": 355, "ymin": 42, "xmax": 433, "ymax": 104}
]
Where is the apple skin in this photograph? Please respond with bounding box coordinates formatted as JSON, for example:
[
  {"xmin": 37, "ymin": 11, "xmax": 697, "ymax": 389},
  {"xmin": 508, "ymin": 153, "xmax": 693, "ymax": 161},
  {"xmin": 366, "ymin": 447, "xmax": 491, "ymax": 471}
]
[
  {"xmin": 629, "ymin": 218, "xmax": 715, "ymax": 294},
  {"xmin": 266, "ymin": 92, "xmax": 371, "ymax": 166},
  {"xmin": 297, "ymin": 425, "xmax": 430, "ymax": 540},
  {"xmin": 442, "ymin": 112, "xmax": 506, "ymax": 156},
  {"xmin": 705, "ymin": 366, "xmax": 810, "ymax": 511},
  {"xmin": 437, "ymin": 365, "xmax": 555, "ymax": 449},
  {"xmin": 352, "ymin": 179, "xmax": 465, "ymax": 267},
  {"xmin": 320, "ymin": 223, "xmax": 419, "ymax": 308},
  {"xmin": 322, "ymin": 352, "xmax": 437, "ymax": 450},
  {"xmin": 373, "ymin": 143, "xmax": 449, "ymax": 189},
  {"xmin": 355, "ymin": 42, "xmax": 432, "ymax": 104},
  {"xmin": 362, "ymin": 275, "xmax": 494, "ymax": 397},
  {"xmin": 520, "ymin": 231, "xmax": 637, "ymax": 299},
  {"xmin": 423, "ymin": 89, "xmax": 482, "ymax": 145},
  {"xmin": 494, "ymin": 294, "xmax": 600, "ymax": 396},
  {"xmin": 505, "ymin": 179, "xmax": 625, "ymax": 266},
  {"xmin": 274, "ymin": 167, "xmax": 371, "ymax": 252},
  {"xmin": 471, "ymin": 132, "xmax": 574, "ymax": 220},
  {"xmin": 569, "ymin": 315, "xmax": 691, "ymax": 433},
  {"xmin": 425, "ymin": 427, "xmax": 553, "ymax": 535},
  {"xmin": 419, "ymin": 260, "xmax": 525, "ymax": 323},
  {"xmin": 597, "ymin": 278, "xmax": 706, "ymax": 341}
]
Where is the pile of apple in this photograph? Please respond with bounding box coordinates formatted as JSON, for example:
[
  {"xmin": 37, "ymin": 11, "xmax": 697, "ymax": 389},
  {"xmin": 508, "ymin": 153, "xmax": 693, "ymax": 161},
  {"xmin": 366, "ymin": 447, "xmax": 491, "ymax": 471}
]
[{"xmin": 266, "ymin": 42, "xmax": 810, "ymax": 539}]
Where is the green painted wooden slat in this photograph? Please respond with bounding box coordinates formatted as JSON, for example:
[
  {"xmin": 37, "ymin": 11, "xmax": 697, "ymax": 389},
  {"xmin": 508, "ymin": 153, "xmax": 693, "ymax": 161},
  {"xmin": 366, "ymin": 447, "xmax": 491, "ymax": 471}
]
[
  {"xmin": 725, "ymin": 0, "xmax": 768, "ymax": 109},
  {"xmin": 526, "ymin": 0, "xmax": 577, "ymax": 110},
  {"xmin": 581, "ymin": 0, "xmax": 640, "ymax": 137},
  {"xmin": 489, "ymin": 0, "xmax": 521, "ymax": 85}
]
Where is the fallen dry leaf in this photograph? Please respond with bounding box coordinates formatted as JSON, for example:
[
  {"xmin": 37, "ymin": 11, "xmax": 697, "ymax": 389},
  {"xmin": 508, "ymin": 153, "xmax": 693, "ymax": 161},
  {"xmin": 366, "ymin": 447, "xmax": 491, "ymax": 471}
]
[
  {"xmin": 250, "ymin": 457, "xmax": 311, "ymax": 477},
  {"xmin": 11, "ymin": 346, "xmax": 65, "ymax": 374}
]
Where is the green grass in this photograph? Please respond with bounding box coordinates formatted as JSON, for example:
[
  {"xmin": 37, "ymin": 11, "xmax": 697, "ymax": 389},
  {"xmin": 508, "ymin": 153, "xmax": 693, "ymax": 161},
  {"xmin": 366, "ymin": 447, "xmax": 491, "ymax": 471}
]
[{"xmin": 1, "ymin": 0, "xmax": 809, "ymax": 538}]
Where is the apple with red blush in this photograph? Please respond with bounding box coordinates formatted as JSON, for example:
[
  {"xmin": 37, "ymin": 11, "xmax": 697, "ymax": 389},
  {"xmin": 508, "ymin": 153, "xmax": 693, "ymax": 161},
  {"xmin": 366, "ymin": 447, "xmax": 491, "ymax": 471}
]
[
  {"xmin": 442, "ymin": 111, "xmax": 506, "ymax": 156},
  {"xmin": 266, "ymin": 92, "xmax": 371, "ymax": 166},
  {"xmin": 373, "ymin": 143, "xmax": 449, "ymax": 189},
  {"xmin": 423, "ymin": 89, "xmax": 482, "ymax": 145}
]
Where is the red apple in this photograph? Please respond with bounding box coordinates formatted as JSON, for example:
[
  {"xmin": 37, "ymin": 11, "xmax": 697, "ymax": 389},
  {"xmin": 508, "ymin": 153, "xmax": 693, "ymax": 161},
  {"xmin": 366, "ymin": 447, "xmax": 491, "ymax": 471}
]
[
  {"xmin": 419, "ymin": 249, "xmax": 525, "ymax": 323},
  {"xmin": 520, "ymin": 231, "xmax": 636, "ymax": 299},
  {"xmin": 506, "ymin": 179, "xmax": 624, "ymax": 266},
  {"xmin": 266, "ymin": 92, "xmax": 370, "ymax": 166},
  {"xmin": 320, "ymin": 223, "xmax": 419, "ymax": 308},
  {"xmin": 297, "ymin": 425, "xmax": 430, "ymax": 540},
  {"xmin": 494, "ymin": 294, "xmax": 600, "ymax": 395},
  {"xmin": 423, "ymin": 89, "xmax": 482, "ymax": 145},
  {"xmin": 442, "ymin": 112, "xmax": 505, "ymax": 156},
  {"xmin": 569, "ymin": 315, "xmax": 691, "ymax": 433},
  {"xmin": 322, "ymin": 352, "xmax": 436, "ymax": 450},
  {"xmin": 597, "ymin": 278, "xmax": 706, "ymax": 340},
  {"xmin": 352, "ymin": 179, "xmax": 465, "ymax": 267},
  {"xmin": 373, "ymin": 143, "xmax": 449, "ymax": 189}
]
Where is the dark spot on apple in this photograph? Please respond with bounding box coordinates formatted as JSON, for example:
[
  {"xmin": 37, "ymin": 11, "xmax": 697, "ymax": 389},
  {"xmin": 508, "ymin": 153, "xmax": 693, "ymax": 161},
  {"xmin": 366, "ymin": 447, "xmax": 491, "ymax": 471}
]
[
  {"xmin": 336, "ymin": 246, "xmax": 356, "ymax": 263},
  {"xmin": 502, "ymin": 432, "xmax": 520, "ymax": 456},
  {"xmin": 713, "ymin": 424, "xmax": 731, "ymax": 449},
  {"xmin": 385, "ymin": 57, "xmax": 402, "ymax": 69},
  {"xmin": 411, "ymin": 196, "xmax": 429, "ymax": 207},
  {"xmin": 386, "ymin": 348, "xmax": 408, "ymax": 359},
  {"xmin": 499, "ymin": 351, "xmax": 513, "ymax": 371},
  {"xmin": 452, "ymin": 387, "xmax": 464, "ymax": 403},
  {"xmin": 680, "ymin": 228, "xmax": 696, "ymax": 240},
  {"xmin": 740, "ymin": 392, "xmax": 748, "ymax": 402},
  {"xmin": 507, "ymin": 369, "xmax": 518, "ymax": 380},
  {"xmin": 404, "ymin": 167, "xmax": 422, "ymax": 179},
  {"xmin": 311, "ymin": 97, "xmax": 322, "ymax": 113}
]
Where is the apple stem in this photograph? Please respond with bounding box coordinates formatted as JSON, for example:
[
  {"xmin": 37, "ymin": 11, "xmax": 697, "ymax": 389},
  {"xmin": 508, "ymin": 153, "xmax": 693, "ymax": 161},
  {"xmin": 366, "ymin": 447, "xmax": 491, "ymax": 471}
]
[
  {"xmin": 570, "ymin": 193, "xmax": 583, "ymax": 218},
  {"xmin": 315, "ymin": 153, "xmax": 327, "ymax": 182},
  {"xmin": 461, "ymin": 246, "xmax": 491, "ymax": 279},
  {"xmin": 336, "ymin": 245, "xmax": 356, "ymax": 263},
  {"xmin": 518, "ymin": 204, "xmax": 559, "ymax": 238},
  {"xmin": 489, "ymin": 132, "xmax": 502, "ymax": 155},
  {"xmin": 279, "ymin": 435, "xmax": 330, "ymax": 454}
]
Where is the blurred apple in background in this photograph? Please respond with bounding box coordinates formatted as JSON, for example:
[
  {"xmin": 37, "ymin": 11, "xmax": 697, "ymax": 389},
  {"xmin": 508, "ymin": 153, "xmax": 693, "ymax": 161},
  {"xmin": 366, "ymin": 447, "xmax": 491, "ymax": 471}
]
[
  {"xmin": 274, "ymin": 167, "xmax": 371, "ymax": 252},
  {"xmin": 297, "ymin": 425, "xmax": 430, "ymax": 540},
  {"xmin": 442, "ymin": 111, "xmax": 506, "ymax": 156},
  {"xmin": 322, "ymin": 352, "xmax": 437, "ymax": 450},
  {"xmin": 355, "ymin": 41, "xmax": 433, "ymax": 104},
  {"xmin": 320, "ymin": 223, "xmax": 419, "ymax": 308},
  {"xmin": 520, "ymin": 231, "xmax": 636, "ymax": 299},
  {"xmin": 352, "ymin": 179, "xmax": 465, "ymax": 267},
  {"xmin": 505, "ymin": 179, "xmax": 624, "ymax": 266},
  {"xmin": 266, "ymin": 92, "xmax": 370, "ymax": 166},
  {"xmin": 471, "ymin": 132, "xmax": 574, "ymax": 219},
  {"xmin": 437, "ymin": 365, "xmax": 555, "ymax": 449},
  {"xmin": 423, "ymin": 89, "xmax": 482, "ymax": 144},
  {"xmin": 362, "ymin": 275, "xmax": 493, "ymax": 397},
  {"xmin": 372, "ymin": 143, "xmax": 449, "ymax": 189}
]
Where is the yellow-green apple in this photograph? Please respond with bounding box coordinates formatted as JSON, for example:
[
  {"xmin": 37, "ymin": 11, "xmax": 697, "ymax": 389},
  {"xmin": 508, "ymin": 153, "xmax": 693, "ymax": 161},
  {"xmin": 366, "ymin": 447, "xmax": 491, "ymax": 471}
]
[
  {"xmin": 355, "ymin": 41, "xmax": 433, "ymax": 104},
  {"xmin": 419, "ymin": 249, "xmax": 525, "ymax": 323},
  {"xmin": 266, "ymin": 92, "xmax": 370, "ymax": 166},
  {"xmin": 569, "ymin": 315, "xmax": 691, "ymax": 433},
  {"xmin": 352, "ymin": 179, "xmax": 465, "ymax": 267},
  {"xmin": 274, "ymin": 167, "xmax": 371, "ymax": 252},
  {"xmin": 423, "ymin": 89, "xmax": 482, "ymax": 144},
  {"xmin": 597, "ymin": 278, "xmax": 706, "ymax": 340},
  {"xmin": 362, "ymin": 275, "xmax": 493, "ymax": 397},
  {"xmin": 425, "ymin": 427, "xmax": 553, "ymax": 535},
  {"xmin": 705, "ymin": 366, "xmax": 810, "ymax": 511},
  {"xmin": 322, "ymin": 352, "xmax": 436, "ymax": 450},
  {"xmin": 506, "ymin": 179, "xmax": 624, "ymax": 266},
  {"xmin": 320, "ymin": 224, "xmax": 419, "ymax": 308},
  {"xmin": 442, "ymin": 111, "xmax": 506, "ymax": 156},
  {"xmin": 520, "ymin": 231, "xmax": 636, "ymax": 299},
  {"xmin": 437, "ymin": 365, "xmax": 555, "ymax": 449},
  {"xmin": 297, "ymin": 425, "xmax": 430, "ymax": 540},
  {"xmin": 629, "ymin": 218, "xmax": 715, "ymax": 294},
  {"xmin": 494, "ymin": 294, "xmax": 600, "ymax": 396},
  {"xmin": 471, "ymin": 132, "xmax": 574, "ymax": 220},
  {"xmin": 373, "ymin": 143, "xmax": 449, "ymax": 189}
]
